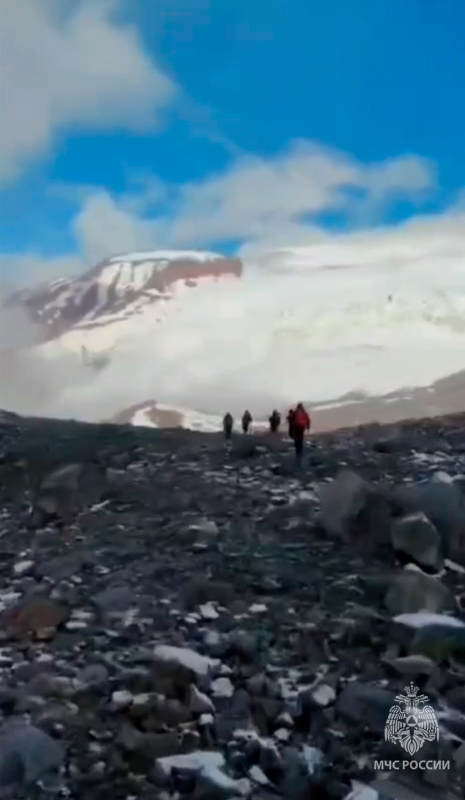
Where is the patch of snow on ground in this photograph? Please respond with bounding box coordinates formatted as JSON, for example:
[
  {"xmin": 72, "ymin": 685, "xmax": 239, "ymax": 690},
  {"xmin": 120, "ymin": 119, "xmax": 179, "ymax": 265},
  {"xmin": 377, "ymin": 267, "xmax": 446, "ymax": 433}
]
[{"xmin": 131, "ymin": 407, "xmax": 157, "ymax": 427}]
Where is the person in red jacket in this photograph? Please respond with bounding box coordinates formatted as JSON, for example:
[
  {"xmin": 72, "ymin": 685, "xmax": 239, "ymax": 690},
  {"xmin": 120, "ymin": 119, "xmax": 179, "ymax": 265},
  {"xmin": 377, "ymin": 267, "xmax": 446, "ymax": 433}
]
[{"xmin": 292, "ymin": 403, "xmax": 310, "ymax": 459}]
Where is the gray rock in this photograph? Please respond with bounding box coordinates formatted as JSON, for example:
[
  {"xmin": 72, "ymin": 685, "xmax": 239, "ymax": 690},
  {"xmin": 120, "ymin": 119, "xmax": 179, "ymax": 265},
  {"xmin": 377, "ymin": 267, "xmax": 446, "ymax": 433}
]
[
  {"xmin": 319, "ymin": 470, "xmax": 393, "ymax": 553},
  {"xmin": 411, "ymin": 623, "xmax": 465, "ymax": 665},
  {"xmin": 392, "ymin": 481, "xmax": 465, "ymax": 566},
  {"xmin": 391, "ymin": 513, "xmax": 443, "ymax": 571},
  {"xmin": 92, "ymin": 584, "xmax": 134, "ymax": 611},
  {"xmin": 36, "ymin": 554, "xmax": 86, "ymax": 581},
  {"xmin": 0, "ymin": 721, "xmax": 65, "ymax": 789},
  {"xmin": 79, "ymin": 663, "xmax": 110, "ymax": 687},
  {"xmin": 336, "ymin": 682, "xmax": 395, "ymax": 734},
  {"xmin": 35, "ymin": 461, "xmax": 106, "ymax": 521},
  {"xmin": 153, "ymin": 750, "xmax": 240, "ymax": 794},
  {"xmin": 383, "ymin": 654, "xmax": 437, "ymax": 677},
  {"xmin": 384, "ymin": 571, "xmax": 456, "ymax": 615}
]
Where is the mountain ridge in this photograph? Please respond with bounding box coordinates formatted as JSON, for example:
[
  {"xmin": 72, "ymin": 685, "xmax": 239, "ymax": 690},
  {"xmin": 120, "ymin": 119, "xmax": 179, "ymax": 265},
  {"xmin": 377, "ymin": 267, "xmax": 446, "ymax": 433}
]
[{"xmin": 111, "ymin": 368, "xmax": 465, "ymax": 433}]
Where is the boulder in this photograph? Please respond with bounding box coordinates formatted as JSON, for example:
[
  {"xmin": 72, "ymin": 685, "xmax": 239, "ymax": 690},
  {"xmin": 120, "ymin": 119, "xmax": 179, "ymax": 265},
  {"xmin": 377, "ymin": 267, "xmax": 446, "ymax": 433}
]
[
  {"xmin": 392, "ymin": 481, "xmax": 465, "ymax": 566},
  {"xmin": 384, "ymin": 571, "xmax": 456, "ymax": 615},
  {"xmin": 319, "ymin": 470, "xmax": 393, "ymax": 554},
  {"xmin": 0, "ymin": 720, "xmax": 65, "ymax": 791},
  {"xmin": 391, "ymin": 513, "xmax": 443, "ymax": 571},
  {"xmin": 411, "ymin": 623, "xmax": 465, "ymax": 665},
  {"xmin": 0, "ymin": 597, "xmax": 70, "ymax": 641},
  {"xmin": 390, "ymin": 613, "xmax": 465, "ymax": 665},
  {"xmin": 336, "ymin": 682, "xmax": 394, "ymax": 734},
  {"xmin": 34, "ymin": 461, "xmax": 107, "ymax": 523}
]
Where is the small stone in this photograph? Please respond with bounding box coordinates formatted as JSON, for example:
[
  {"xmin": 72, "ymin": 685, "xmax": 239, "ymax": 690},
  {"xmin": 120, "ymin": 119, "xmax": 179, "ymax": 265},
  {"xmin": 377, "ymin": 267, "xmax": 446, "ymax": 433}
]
[
  {"xmin": 249, "ymin": 764, "xmax": 270, "ymax": 785},
  {"xmin": 13, "ymin": 560, "xmax": 34, "ymax": 577},
  {"xmin": 189, "ymin": 684, "xmax": 215, "ymax": 714},
  {"xmin": 80, "ymin": 664, "xmax": 109, "ymax": 686},
  {"xmin": 310, "ymin": 683, "xmax": 336, "ymax": 707},
  {"xmin": 153, "ymin": 644, "xmax": 220, "ymax": 678},
  {"xmin": 249, "ymin": 603, "xmax": 267, "ymax": 614},
  {"xmin": 274, "ymin": 727, "xmax": 291, "ymax": 742},
  {"xmin": 111, "ymin": 689, "xmax": 134, "ymax": 710},
  {"xmin": 189, "ymin": 519, "xmax": 219, "ymax": 536},
  {"xmin": 211, "ymin": 677, "xmax": 234, "ymax": 698},
  {"xmin": 153, "ymin": 750, "xmax": 225, "ymax": 785},
  {"xmin": 199, "ymin": 602, "xmax": 220, "ymax": 620},
  {"xmin": 301, "ymin": 744, "xmax": 324, "ymax": 775}
]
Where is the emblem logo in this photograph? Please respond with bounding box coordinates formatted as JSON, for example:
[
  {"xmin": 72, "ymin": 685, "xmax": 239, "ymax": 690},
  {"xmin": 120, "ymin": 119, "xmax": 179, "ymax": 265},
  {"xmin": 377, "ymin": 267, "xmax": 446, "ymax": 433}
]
[{"xmin": 384, "ymin": 682, "xmax": 439, "ymax": 756}]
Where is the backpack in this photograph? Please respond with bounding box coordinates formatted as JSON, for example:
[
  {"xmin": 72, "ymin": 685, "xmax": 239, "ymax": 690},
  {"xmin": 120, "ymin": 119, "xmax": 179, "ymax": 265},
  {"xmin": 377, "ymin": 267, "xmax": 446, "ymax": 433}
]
[{"xmin": 294, "ymin": 408, "xmax": 308, "ymax": 428}]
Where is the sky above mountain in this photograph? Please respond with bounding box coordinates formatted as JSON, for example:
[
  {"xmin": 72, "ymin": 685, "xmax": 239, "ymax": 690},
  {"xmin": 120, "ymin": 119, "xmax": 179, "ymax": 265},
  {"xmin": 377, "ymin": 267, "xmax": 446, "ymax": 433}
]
[{"xmin": 1, "ymin": 0, "xmax": 464, "ymax": 285}]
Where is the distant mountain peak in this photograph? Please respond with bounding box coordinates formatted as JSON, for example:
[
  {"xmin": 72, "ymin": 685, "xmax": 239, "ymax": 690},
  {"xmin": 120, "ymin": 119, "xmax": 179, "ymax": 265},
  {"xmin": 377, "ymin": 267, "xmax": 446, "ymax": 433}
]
[{"xmin": 9, "ymin": 250, "xmax": 243, "ymax": 341}]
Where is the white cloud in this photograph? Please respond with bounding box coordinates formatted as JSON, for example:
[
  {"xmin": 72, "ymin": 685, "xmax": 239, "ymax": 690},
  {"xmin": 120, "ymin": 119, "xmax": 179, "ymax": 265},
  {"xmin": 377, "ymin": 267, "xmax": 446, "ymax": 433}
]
[
  {"xmin": 163, "ymin": 142, "xmax": 436, "ymax": 245},
  {"xmin": 0, "ymin": 0, "xmax": 176, "ymax": 180},
  {"xmin": 0, "ymin": 138, "xmax": 446, "ymax": 286},
  {"xmin": 0, "ymin": 252, "xmax": 83, "ymax": 287},
  {"xmin": 40, "ymin": 139, "xmax": 436, "ymax": 265},
  {"xmin": 73, "ymin": 191, "xmax": 157, "ymax": 263}
]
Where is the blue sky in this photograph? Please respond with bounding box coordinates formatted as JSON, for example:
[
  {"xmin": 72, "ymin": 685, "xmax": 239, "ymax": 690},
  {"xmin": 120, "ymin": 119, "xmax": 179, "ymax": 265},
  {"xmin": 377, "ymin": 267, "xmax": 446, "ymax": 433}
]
[{"xmin": 1, "ymin": 0, "xmax": 464, "ymax": 281}]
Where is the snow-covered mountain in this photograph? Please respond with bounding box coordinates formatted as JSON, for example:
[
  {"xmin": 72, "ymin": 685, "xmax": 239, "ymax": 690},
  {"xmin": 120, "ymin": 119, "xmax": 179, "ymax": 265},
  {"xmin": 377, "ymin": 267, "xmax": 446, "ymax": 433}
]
[
  {"xmin": 4, "ymin": 243, "xmax": 465, "ymax": 430},
  {"xmin": 9, "ymin": 250, "xmax": 243, "ymax": 342}
]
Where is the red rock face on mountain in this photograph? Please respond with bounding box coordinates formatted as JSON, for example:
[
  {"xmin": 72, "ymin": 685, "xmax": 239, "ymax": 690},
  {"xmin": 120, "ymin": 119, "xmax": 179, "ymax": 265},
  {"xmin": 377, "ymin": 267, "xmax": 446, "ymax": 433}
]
[{"xmin": 9, "ymin": 250, "xmax": 243, "ymax": 342}]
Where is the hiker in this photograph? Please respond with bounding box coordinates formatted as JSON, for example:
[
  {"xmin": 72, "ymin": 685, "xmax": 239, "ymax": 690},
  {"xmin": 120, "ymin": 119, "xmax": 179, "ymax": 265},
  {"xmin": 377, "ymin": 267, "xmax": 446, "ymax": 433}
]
[
  {"xmin": 287, "ymin": 408, "xmax": 295, "ymax": 439},
  {"xmin": 241, "ymin": 410, "xmax": 252, "ymax": 433},
  {"xmin": 292, "ymin": 403, "xmax": 310, "ymax": 459},
  {"xmin": 223, "ymin": 412, "xmax": 233, "ymax": 440},
  {"xmin": 269, "ymin": 409, "xmax": 281, "ymax": 433}
]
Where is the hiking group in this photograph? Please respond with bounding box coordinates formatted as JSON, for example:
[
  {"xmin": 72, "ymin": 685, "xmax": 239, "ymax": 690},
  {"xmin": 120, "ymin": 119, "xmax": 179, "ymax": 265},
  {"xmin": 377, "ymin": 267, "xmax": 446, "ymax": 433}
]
[{"xmin": 222, "ymin": 402, "xmax": 311, "ymax": 459}]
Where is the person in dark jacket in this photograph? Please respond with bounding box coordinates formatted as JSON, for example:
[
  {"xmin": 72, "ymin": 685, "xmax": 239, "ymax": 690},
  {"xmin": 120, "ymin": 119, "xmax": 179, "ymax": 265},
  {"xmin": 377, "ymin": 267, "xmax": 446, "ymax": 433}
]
[
  {"xmin": 241, "ymin": 410, "xmax": 252, "ymax": 433},
  {"xmin": 223, "ymin": 412, "xmax": 233, "ymax": 439},
  {"xmin": 292, "ymin": 403, "xmax": 310, "ymax": 458},
  {"xmin": 287, "ymin": 408, "xmax": 295, "ymax": 440},
  {"xmin": 269, "ymin": 409, "xmax": 281, "ymax": 433}
]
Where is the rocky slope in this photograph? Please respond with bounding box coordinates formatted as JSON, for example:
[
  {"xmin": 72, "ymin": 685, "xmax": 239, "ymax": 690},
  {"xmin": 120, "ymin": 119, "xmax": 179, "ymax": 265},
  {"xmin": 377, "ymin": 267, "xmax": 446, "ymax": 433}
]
[{"xmin": 0, "ymin": 412, "xmax": 465, "ymax": 799}]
